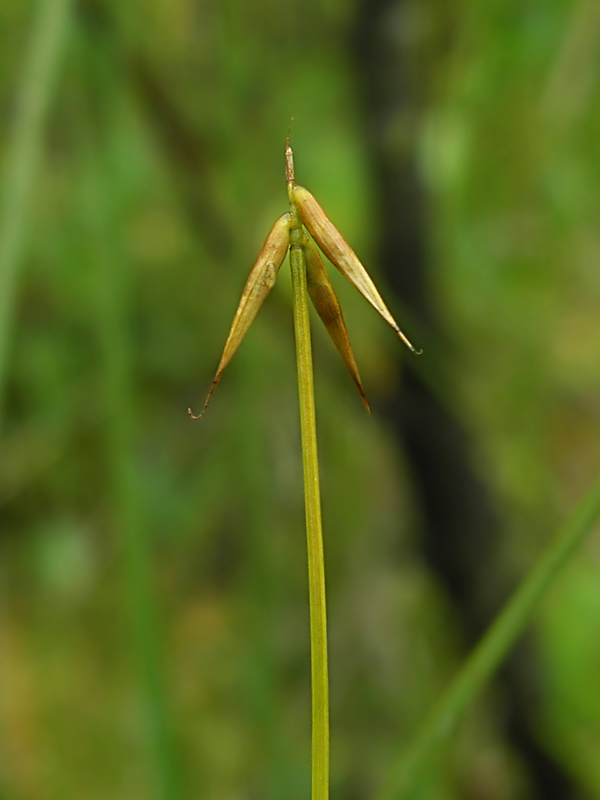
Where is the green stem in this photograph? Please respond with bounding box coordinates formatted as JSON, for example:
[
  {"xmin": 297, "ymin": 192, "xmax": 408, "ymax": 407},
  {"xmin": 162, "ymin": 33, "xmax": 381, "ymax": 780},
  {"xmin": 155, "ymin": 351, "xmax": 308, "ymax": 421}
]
[
  {"xmin": 0, "ymin": 0, "xmax": 72, "ymax": 428},
  {"xmin": 289, "ymin": 200, "xmax": 330, "ymax": 800},
  {"xmin": 376, "ymin": 471, "xmax": 600, "ymax": 800}
]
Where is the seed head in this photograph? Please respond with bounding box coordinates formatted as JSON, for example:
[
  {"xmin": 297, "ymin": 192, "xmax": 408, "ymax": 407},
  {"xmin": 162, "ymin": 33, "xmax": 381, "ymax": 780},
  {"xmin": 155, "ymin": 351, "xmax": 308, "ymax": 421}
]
[
  {"xmin": 292, "ymin": 185, "xmax": 421, "ymax": 354},
  {"xmin": 188, "ymin": 212, "xmax": 292, "ymax": 419}
]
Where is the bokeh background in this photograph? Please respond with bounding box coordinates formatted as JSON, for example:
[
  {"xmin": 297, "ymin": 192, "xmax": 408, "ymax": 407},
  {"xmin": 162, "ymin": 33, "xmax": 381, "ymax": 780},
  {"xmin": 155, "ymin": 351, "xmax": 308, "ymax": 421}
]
[{"xmin": 1, "ymin": 0, "xmax": 600, "ymax": 798}]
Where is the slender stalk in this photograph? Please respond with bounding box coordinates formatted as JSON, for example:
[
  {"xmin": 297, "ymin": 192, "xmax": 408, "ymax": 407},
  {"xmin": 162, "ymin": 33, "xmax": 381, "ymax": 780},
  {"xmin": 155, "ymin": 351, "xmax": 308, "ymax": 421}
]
[
  {"xmin": 288, "ymin": 146, "xmax": 329, "ymax": 800},
  {"xmin": 376, "ymin": 471, "xmax": 600, "ymax": 800},
  {"xmin": 0, "ymin": 0, "xmax": 72, "ymax": 428}
]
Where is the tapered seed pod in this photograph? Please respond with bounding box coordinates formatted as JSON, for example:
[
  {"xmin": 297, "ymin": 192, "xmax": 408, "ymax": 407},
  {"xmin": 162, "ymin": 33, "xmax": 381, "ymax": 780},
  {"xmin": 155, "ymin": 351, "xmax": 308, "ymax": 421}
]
[
  {"xmin": 189, "ymin": 212, "xmax": 292, "ymax": 418},
  {"xmin": 304, "ymin": 237, "xmax": 370, "ymax": 413},
  {"xmin": 292, "ymin": 185, "xmax": 420, "ymax": 353}
]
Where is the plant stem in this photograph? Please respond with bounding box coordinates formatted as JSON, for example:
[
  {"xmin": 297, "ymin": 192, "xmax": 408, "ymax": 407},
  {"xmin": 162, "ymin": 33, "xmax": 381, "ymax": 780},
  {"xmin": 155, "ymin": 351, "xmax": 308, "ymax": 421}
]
[
  {"xmin": 0, "ymin": 0, "xmax": 72, "ymax": 429},
  {"xmin": 289, "ymin": 187, "xmax": 330, "ymax": 799},
  {"xmin": 376, "ymin": 471, "xmax": 600, "ymax": 800}
]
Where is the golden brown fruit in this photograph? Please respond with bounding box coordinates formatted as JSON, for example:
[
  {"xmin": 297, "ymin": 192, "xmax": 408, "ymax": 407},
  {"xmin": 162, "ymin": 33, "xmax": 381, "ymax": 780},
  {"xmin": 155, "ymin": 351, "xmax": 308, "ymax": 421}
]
[
  {"xmin": 189, "ymin": 212, "xmax": 292, "ymax": 419},
  {"xmin": 292, "ymin": 185, "xmax": 420, "ymax": 354},
  {"xmin": 304, "ymin": 237, "xmax": 370, "ymax": 414}
]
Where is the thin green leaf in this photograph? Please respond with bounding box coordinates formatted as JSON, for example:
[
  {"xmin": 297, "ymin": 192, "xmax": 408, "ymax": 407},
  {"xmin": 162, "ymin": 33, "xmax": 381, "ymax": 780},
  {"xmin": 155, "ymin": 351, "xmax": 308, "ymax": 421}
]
[
  {"xmin": 376, "ymin": 472, "xmax": 600, "ymax": 800},
  {"xmin": 0, "ymin": 0, "xmax": 73, "ymax": 428}
]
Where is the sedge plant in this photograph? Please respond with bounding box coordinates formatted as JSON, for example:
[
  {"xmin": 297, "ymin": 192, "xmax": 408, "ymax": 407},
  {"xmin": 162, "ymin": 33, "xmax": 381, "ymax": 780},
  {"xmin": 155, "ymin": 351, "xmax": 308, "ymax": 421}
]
[
  {"xmin": 192, "ymin": 138, "xmax": 600, "ymax": 798},
  {"xmin": 190, "ymin": 137, "xmax": 420, "ymax": 799}
]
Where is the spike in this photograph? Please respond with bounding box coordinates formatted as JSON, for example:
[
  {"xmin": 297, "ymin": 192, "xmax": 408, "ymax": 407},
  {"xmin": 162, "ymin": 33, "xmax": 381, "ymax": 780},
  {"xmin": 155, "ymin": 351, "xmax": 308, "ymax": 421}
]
[
  {"xmin": 292, "ymin": 185, "xmax": 421, "ymax": 354},
  {"xmin": 304, "ymin": 237, "xmax": 370, "ymax": 413},
  {"xmin": 189, "ymin": 212, "xmax": 292, "ymax": 418}
]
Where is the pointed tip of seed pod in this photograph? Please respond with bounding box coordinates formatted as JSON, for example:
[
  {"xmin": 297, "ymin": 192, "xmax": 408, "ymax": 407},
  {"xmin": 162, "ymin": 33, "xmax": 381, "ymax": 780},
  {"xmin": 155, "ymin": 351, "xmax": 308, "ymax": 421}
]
[
  {"xmin": 188, "ymin": 401, "xmax": 212, "ymax": 420},
  {"xmin": 394, "ymin": 327, "xmax": 422, "ymax": 355},
  {"xmin": 188, "ymin": 376, "xmax": 221, "ymax": 420},
  {"xmin": 354, "ymin": 381, "xmax": 371, "ymax": 415},
  {"xmin": 352, "ymin": 379, "xmax": 371, "ymax": 415}
]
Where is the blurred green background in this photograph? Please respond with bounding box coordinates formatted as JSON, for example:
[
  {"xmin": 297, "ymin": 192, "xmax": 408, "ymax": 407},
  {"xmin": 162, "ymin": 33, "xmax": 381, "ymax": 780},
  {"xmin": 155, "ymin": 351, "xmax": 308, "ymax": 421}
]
[{"xmin": 1, "ymin": 0, "xmax": 600, "ymax": 798}]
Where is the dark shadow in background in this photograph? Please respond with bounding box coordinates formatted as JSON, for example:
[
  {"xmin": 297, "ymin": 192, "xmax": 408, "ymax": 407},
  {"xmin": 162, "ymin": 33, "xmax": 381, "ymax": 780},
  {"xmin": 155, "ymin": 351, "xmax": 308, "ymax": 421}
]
[{"xmin": 350, "ymin": 1, "xmax": 588, "ymax": 798}]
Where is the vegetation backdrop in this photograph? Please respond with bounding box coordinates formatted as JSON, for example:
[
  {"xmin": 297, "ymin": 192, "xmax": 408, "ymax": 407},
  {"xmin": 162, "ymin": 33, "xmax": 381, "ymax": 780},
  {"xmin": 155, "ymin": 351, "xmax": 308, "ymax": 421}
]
[{"xmin": 1, "ymin": 1, "xmax": 599, "ymax": 799}]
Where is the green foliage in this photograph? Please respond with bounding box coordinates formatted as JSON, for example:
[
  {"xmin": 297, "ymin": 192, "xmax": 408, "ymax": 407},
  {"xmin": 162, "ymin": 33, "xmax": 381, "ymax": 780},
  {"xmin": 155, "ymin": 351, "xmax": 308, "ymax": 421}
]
[{"xmin": 1, "ymin": 1, "xmax": 599, "ymax": 799}]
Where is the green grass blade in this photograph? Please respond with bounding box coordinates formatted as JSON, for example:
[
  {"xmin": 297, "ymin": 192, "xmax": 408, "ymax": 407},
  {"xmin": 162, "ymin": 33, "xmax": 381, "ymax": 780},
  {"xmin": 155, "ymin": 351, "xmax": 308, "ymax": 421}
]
[
  {"xmin": 0, "ymin": 0, "xmax": 72, "ymax": 427},
  {"xmin": 376, "ymin": 473, "xmax": 600, "ymax": 800},
  {"xmin": 79, "ymin": 124, "xmax": 183, "ymax": 800}
]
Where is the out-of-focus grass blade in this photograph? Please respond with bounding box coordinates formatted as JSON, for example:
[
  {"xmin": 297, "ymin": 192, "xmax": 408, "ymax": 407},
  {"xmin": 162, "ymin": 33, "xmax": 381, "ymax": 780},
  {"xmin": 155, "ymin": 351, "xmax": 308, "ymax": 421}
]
[
  {"xmin": 75, "ymin": 23, "xmax": 184, "ymax": 790},
  {"xmin": 80, "ymin": 137, "xmax": 183, "ymax": 800},
  {"xmin": 375, "ymin": 472, "xmax": 600, "ymax": 800},
  {"xmin": 0, "ymin": 0, "xmax": 72, "ymax": 428}
]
